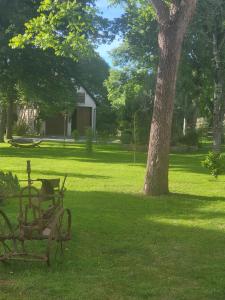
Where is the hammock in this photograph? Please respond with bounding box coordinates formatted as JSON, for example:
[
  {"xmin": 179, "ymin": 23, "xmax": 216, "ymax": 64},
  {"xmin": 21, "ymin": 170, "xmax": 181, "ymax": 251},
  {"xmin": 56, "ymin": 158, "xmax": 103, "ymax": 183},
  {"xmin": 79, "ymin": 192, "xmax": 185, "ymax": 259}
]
[{"xmin": 8, "ymin": 138, "xmax": 42, "ymax": 148}]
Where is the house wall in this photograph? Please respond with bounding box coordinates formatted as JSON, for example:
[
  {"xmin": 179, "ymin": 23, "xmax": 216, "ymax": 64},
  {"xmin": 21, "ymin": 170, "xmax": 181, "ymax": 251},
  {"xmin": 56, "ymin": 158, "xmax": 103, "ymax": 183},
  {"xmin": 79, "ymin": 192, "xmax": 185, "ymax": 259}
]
[
  {"xmin": 77, "ymin": 87, "xmax": 96, "ymax": 109},
  {"xmin": 17, "ymin": 106, "xmax": 38, "ymax": 134}
]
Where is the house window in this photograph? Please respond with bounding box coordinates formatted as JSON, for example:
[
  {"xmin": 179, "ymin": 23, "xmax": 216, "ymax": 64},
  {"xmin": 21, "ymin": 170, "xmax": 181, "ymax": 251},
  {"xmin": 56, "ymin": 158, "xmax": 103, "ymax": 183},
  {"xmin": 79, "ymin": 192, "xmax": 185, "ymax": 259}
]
[{"xmin": 77, "ymin": 92, "xmax": 85, "ymax": 104}]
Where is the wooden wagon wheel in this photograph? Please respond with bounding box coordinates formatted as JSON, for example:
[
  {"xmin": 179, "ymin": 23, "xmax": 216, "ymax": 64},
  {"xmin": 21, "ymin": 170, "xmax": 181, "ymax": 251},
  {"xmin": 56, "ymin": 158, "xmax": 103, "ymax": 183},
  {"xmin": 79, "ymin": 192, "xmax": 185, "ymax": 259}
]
[
  {"xmin": 0, "ymin": 210, "xmax": 17, "ymax": 262},
  {"xmin": 46, "ymin": 208, "xmax": 71, "ymax": 266}
]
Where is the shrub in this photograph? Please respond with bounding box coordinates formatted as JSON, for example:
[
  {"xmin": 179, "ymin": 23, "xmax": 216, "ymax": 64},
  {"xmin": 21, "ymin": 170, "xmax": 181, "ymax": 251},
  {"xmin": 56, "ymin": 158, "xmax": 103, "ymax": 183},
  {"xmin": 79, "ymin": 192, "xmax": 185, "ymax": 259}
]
[
  {"xmin": 85, "ymin": 127, "xmax": 93, "ymax": 152},
  {"xmin": 178, "ymin": 130, "xmax": 200, "ymax": 146},
  {"xmin": 202, "ymin": 151, "xmax": 223, "ymax": 178},
  {"xmin": 72, "ymin": 129, "xmax": 79, "ymax": 142},
  {"xmin": 134, "ymin": 111, "xmax": 151, "ymax": 145},
  {"xmin": 96, "ymin": 105, "xmax": 117, "ymax": 136},
  {"xmin": 120, "ymin": 130, "xmax": 132, "ymax": 144},
  {"xmin": 13, "ymin": 121, "xmax": 29, "ymax": 136},
  {"xmin": 96, "ymin": 131, "xmax": 109, "ymax": 144},
  {"xmin": 0, "ymin": 171, "xmax": 20, "ymax": 203}
]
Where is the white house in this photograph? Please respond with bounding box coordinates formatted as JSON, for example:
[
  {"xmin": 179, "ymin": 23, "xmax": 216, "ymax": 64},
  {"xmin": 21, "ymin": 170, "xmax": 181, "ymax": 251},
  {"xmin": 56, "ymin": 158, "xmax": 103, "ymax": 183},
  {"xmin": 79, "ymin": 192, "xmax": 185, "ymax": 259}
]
[{"xmin": 19, "ymin": 86, "xmax": 96, "ymax": 137}]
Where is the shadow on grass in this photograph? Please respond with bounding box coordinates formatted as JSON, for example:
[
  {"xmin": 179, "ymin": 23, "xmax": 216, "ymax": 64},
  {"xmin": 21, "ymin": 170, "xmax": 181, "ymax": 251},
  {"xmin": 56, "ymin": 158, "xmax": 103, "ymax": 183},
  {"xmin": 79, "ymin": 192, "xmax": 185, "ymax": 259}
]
[
  {"xmin": 0, "ymin": 142, "xmax": 146, "ymax": 165},
  {"xmin": 30, "ymin": 169, "xmax": 111, "ymax": 179},
  {"xmin": 1, "ymin": 142, "xmax": 219, "ymax": 176},
  {"xmin": 169, "ymin": 153, "xmax": 208, "ymax": 174}
]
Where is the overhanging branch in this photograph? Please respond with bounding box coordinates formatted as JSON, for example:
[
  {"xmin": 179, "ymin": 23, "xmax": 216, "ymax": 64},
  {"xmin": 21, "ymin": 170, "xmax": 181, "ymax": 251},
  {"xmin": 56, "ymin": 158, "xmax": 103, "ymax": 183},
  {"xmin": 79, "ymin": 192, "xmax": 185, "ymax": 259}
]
[{"xmin": 149, "ymin": 0, "xmax": 169, "ymax": 25}]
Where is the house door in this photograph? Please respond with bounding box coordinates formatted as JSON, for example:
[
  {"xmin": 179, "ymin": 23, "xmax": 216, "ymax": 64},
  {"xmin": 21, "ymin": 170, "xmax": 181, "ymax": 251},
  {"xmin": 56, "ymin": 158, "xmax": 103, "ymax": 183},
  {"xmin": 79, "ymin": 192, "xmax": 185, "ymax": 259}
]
[{"xmin": 45, "ymin": 113, "xmax": 67, "ymax": 136}]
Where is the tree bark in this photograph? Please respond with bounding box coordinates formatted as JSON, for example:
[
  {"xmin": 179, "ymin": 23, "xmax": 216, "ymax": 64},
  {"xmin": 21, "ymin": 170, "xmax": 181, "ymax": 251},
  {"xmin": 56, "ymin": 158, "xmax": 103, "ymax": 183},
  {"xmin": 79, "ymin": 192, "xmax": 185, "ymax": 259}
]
[
  {"xmin": 212, "ymin": 33, "xmax": 224, "ymax": 153},
  {"xmin": 186, "ymin": 103, "xmax": 198, "ymax": 132},
  {"xmin": 144, "ymin": 0, "xmax": 197, "ymax": 196},
  {"xmin": 212, "ymin": 81, "xmax": 223, "ymax": 152},
  {"xmin": 0, "ymin": 106, "xmax": 6, "ymax": 142},
  {"xmin": 6, "ymin": 98, "xmax": 14, "ymax": 140}
]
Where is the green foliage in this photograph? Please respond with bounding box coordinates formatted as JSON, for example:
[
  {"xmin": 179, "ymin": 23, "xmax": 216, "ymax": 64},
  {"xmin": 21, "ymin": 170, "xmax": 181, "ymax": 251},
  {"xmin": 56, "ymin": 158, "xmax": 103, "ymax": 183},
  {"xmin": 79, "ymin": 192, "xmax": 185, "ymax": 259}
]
[
  {"xmin": 104, "ymin": 3, "xmax": 157, "ymax": 142},
  {"xmin": 96, "ymin": 131, "xmax": 110, "ymax": 144},
  {"xmin": 120, "ymin": 129, "xmax": 132, "ymax": 145},
  {"xmin": 13, "ymin": 121, "xmax": 29, "ymax": 136},
  {"xmin": 96, "ymin": 105, "xmax": 117, "ymax": 136},
  {"xmin": 108, "ymin": 0, "xmax": 225, "ymax": 151},
  {"xmin": 10, "ymin": 0, "xmax": 92, "ymax": 59},
  {"xmin": 202, "ymin": 151, "xmax": 223, "ymax": 178},
  {"xmin": 72, "ymin": 129, "xmax": 79, "ymax": 142},
  {"xmin": 110, "ymin": 3, "xmax": 157, "ymax": 68},
  {"xmin": 10, "ymin": 0, "xmax": 112, "ymax": 61},
  {"xmin": 133, "ymin": 111, "xmax": 151, "ymax": 145},
  {"xmin": 85, "ymin": 127, "xmax": 93, "ymax": 153},
  {"xmin": 178, "ymin": 130, "xmax": 200, "ymax": 147},
  {"xmin": 74, "ymin": 55, "xmax": 110, "ymax": 105},
  {"xmin": 105, "ymin": 68, "xmax": 154, "ymax": 142},
  {"xmin": 0, "ymin": 171, "xmax": 20, "ymax": 202},
  {"xmin": 0, "ymin": 1, "xmax": 79, "ymax": 126}
]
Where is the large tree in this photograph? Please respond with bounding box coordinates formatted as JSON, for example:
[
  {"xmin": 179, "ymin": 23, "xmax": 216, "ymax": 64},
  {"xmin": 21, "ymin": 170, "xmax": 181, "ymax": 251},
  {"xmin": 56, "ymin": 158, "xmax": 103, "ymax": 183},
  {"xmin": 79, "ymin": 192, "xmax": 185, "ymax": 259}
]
[
  {"xmin": 110, "ymin": 0, "xmax": 197, "ymax": 195},
  {"xmin": 10, "ymin": 0, "xmax": 112, "ymax": 59},
  {"xmin": 177, "ymin": 0, "xmax": 225, "ymax": 152},
  {"xmin": 0, "ymin": 0, "xmax": 110, "ymax": 141},
  {"xmin": 0, "ymin": 0, "xmax": 79, "ymax": 139},
  {"xmin": 143, "ymin": 0, "xmax": 197, "ymax": 195},
  {"xmin": 200, "ymin": 0, "xmax": 225, "ymax": 153}
]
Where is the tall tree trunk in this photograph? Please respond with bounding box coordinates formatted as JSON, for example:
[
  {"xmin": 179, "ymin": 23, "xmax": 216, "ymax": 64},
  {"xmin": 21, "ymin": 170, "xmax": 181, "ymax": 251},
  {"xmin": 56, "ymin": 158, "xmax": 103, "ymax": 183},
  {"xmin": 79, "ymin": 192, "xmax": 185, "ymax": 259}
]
[
  {"xmin": 212, "ymin": 33, "xmax": 224, "ymax": 153},
  {"xmin": 212, "ymin": 81, "xmax": 223, "ymax": 152},
  {"xmin": 183, "ymin": 95, "xmax": 188, "ymax": 136},
  {"xmin": 183, "ymin": 117, "xmax": 187, "ymax": 136},
  {"xmin": 6, "ymin": 98, "xmax": 14, "ymax": 139},
  {"xmin": 187, "ymin": 103, "xmax": 198, "ymax": 132},
  {"xmin": 183, "ymin": 97, "xmax": 198, "ymax": 136},
  {"xmin": 0, "ymin": 106, "xmax": 6, "ymax": 142},
  {"xmin": 144, "ymin": 0, "xmax": 197, "ymax": 196}
]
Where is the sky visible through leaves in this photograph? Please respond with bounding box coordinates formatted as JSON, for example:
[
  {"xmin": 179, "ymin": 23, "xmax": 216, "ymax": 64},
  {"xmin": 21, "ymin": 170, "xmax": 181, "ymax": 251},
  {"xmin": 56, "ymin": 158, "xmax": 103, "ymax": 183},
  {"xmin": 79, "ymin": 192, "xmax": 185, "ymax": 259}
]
[{"xmin": 96, "ymin": 0, "xmax": 123, "ymax": 65}]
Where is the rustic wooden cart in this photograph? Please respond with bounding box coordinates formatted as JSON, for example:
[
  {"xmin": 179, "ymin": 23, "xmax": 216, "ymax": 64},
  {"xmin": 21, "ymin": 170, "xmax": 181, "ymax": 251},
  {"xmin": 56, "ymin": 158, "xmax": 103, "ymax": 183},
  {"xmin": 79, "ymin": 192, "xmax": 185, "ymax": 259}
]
[{"xmin": 0, "ymin": 161, "xmax": 71, "ymax": 265}]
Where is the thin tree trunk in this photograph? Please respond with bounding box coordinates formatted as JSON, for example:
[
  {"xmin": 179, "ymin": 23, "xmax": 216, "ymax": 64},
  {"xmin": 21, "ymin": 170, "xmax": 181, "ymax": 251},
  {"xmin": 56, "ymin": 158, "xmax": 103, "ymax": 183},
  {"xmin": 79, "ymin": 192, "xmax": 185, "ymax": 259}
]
[
  {"xmin": 183, "ymin": 117, "xmax": 187, "ymax": 136},
  {"xmin": 212, "ymin": 34, "xmax": 224, "ymax": 153},
  {"xmin": 144, "ymin": 0, "xmax": 196, "ymax": 196},
  {"xmin": 6, "ymin": 98, "xmax": 14, "ymax": 139},
  {"xmin": 213, "ymin": 81, "xmax": 223, "ymax": 152},
  {"xmin": 183, "ymin": 96, "xmax": 188, "ymax": 136},
  {"xmin": 187, "ymin": 103, "xmax": 198, "ymax": 132},
  {"xmin": 0, "ymin": 106, "xmax": 6, "ymax": 142}
]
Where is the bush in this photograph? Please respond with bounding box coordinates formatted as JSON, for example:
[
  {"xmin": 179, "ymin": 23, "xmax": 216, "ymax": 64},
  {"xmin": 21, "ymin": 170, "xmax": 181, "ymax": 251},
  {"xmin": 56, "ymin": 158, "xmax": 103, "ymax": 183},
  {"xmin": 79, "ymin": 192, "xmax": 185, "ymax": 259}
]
[
  {"xmin": 72, "ymin": 129, "xmax": 79, "ymax": 142},
  {"xmin": 13, "ymin": 121, "xmax": 29, "ymax": 136},
  {"xmin": 178, "ymin": 130, "xmax": 200, "ymax": 146},
  {"xmin": 202, "ymin": 151, "xmax": 223, "ymax": 178},
  {"xmin": 120, "ymin": 130, "xmax": 132, "ymax": 144},
  {"xmin": 134, "ymin": 111, "xmax": 151, "ymax": 145},
  {"xmin": 96, "ymin": 105, "xmax": 117, "ymax": 136},
  {"xmin": 0, "ymin": 171, "xmax": 20, "ymax": 203},
  {"xmin": 96, "ymin": 131, "xmax": 109, "ymax": 144},
  {"xmin": 85, "ymin": 127, "xmax": 93, "ymax": 152}
]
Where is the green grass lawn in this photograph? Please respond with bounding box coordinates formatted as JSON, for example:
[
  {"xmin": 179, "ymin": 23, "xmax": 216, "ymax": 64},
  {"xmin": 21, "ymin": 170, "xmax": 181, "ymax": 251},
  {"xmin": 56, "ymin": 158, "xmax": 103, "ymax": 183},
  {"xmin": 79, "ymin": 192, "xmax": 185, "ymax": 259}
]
[{"xmin": 0, "ymin": 142, "xmax": 225, "ymax": 300}]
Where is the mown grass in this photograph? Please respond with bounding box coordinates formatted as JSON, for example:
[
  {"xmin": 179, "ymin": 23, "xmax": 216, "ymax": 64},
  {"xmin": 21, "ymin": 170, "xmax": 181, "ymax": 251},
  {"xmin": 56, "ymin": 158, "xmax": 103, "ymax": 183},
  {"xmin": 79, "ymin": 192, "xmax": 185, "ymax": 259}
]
[{"xmin": 0, "ymin": 142, "xmax": 225, "ymax": 300}]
